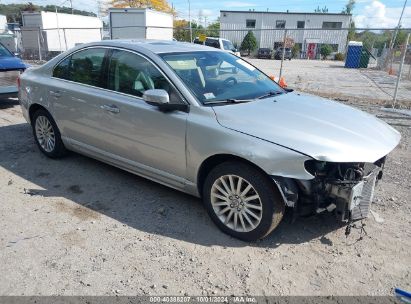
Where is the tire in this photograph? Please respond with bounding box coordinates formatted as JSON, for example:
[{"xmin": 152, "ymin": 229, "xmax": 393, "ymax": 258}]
[
  {"xmin": 203, "ymin": 161, "xmax": 285, "ymax": 241},
  {"xmin": 32, "ymin": 109, "xmax": 67, "ymax": 158}
]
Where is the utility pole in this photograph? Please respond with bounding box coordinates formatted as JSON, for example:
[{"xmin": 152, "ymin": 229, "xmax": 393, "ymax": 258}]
[
  {"xmin": 390, "ymin": 0, "xmax": 407, "ymax": 49},
  {"xmin": 188, "ymin": 0, "xmax": 192, "ymax": 42},
  {"xmin": 279, "ymin": 29, "xmax": 288, "ymax": 80}
]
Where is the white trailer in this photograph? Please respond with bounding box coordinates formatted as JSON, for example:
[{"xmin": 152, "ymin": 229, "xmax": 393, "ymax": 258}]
[
  {"xmin": 109, "ymin": 8, "xmax": 173, "ymax": 40},
  {"xmin": 21, "ymin": 11, "xmax": 103, "ymax": 57}
]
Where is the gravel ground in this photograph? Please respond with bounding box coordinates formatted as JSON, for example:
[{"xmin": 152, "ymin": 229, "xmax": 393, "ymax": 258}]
[
  {"xmin": 248, "ymin": 59, "xmax": 411, "ymax": 107},
  {"xmin": 0, "ymin": 95, "xmax": 410, "ymax": 296}
]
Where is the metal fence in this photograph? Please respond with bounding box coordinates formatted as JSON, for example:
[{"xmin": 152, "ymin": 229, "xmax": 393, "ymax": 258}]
[{"xmin": 4, "ymin": 25, "xmax": 411, "ymax": 107}]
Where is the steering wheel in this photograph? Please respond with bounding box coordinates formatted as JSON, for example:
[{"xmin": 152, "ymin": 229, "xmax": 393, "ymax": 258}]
[{"xmin": 223, "ymin": 77, "xmax": 237, "ymax": 87}]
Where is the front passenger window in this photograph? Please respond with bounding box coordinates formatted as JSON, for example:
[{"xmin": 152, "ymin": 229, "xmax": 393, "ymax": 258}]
[{"xmin": 108, "ymin": 50, "xmax": 183, "ymax": 104}]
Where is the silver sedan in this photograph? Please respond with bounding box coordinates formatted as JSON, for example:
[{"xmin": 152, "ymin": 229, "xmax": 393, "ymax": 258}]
[{"xmin": 18, "ymin": 40, "xmax": 400, "ymax": 241}]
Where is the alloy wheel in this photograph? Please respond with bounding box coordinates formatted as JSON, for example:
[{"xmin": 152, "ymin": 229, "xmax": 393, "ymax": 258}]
[
  {"xmin": 35, "ymin": 115, "xmax": 56, "ymax": 153},
  {"xmin": 210, "ymin": 175, "xmax": 263, "ymax": 232}
]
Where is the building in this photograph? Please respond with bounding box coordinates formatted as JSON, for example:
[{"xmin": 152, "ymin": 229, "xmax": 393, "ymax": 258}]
[
  {"xmin": 21, "ymin": 11, "xmax": 103, "ymax": 58},
  {"xmin": 220, "ymin": 10, "xmax": 352, "ymax": 58},
  {"xmin": 109, "ymin": 8, "xmax": 173, "ymax": 40},
  {"xmin": 0, "ymin": 14, "xmax": 21, "ymax": 54}
]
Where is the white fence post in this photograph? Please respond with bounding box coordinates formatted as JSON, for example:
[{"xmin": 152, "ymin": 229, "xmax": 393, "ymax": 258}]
[{"xmin": 37, "ymin": 28, "xmax": 42, "ymax": 61}]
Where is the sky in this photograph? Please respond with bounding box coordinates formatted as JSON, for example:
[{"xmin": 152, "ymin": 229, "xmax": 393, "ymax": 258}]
[{"xmin": 2, "ymin": 0, "xmax": 410, "ymax": 28}]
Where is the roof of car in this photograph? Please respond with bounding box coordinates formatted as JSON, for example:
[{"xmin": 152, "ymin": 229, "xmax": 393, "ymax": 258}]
[{"xmin": 86, "ymin": 39, "xmax": 219, "ymax": 54}]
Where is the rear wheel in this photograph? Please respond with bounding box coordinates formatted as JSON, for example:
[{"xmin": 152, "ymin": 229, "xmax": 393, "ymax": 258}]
[
  {"xmin": 32, "ymin": 109, "xmax": 67, "ymax": 158},
  {"xmin": 203, "ymin": 161, "xmax": 285, "ymax": 241}
]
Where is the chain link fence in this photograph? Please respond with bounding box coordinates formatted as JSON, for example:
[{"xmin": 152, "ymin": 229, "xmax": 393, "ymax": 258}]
[{"xmin": 2, "ymin": 25, "xmax": 410, "ymax": 107}]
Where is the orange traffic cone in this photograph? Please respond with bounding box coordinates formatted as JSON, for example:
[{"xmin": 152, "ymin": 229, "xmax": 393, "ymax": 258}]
[{"xmin": 279, "ymin": 77, "xmax": 288, "ymax": 88}]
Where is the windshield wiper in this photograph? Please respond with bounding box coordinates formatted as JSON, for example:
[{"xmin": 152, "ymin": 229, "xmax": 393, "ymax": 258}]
[
  {"xmin": 203, "ymin": 98, "xmax": 252, "ymax": 105},
  {"xmin": 257, "ymin": 91, "xmax": 284, "ymax": 99}
]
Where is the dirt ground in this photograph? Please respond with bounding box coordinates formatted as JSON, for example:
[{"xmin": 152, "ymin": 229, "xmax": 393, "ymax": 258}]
[
  {"xmin": 248, "ymin": 59, "xmax": 411, "ymax": 107},
  {"xmin": 0, "ymin": 94, "xmax": 410, "ymax": 296}
]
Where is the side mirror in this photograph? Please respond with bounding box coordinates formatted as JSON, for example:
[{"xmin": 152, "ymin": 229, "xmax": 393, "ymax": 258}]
[
  {"xmin": 143, "ymin": 89, "xmax": 169, "ymax": 105},
  {"xmin": 143, "ymin": 89, "xmax": 190, "ymax": 113}
]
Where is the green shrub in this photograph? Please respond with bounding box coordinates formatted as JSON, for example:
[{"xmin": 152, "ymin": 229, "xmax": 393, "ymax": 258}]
[
  {"xmin": 240, "ymin": 31, "xmax": 258, "ymax": 56},
  {"xmin": 320, "ymin": 44, "xmax": 333, "ymax": 59},
  {"xmin": 335, "ymin": 52, "xmax": 345, "ymax": 61},
  {"xmin": 292, "ymin": 44, "xmax": 300, "ymax": 58}
]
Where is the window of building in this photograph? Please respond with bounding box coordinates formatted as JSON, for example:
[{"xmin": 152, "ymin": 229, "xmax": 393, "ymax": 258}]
[
  {"xmin": 297, "ymin": 21, "xmax": 305, "ymax": 29},
  {"xmin": 322, "ymin": 22, "xmax": 342, "ymax": 29},
  {"xmin": 276, "ymin": 20, "xmax": 286, "ymax": 29},
  {"xmin": 246, "ymin": 19, "xmax": 256, "ymax": 28}
]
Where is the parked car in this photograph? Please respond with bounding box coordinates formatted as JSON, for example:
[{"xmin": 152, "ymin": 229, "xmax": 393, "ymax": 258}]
[
  {"xmin": 194, "ymin": 37, "xmax": 241, "ymax": 57},
  {"xmin": 18, "ymin": 40, "xmax": 400, "ymax": 241},
  {"xmin": 0, "ymin": 42, "xmax": 28, "ymax": 72},
  {"xmin": 274, "ymin": 47, "xmax": 292, "ymax": 60},
  {"xmin": 257, "ymin": 48, "xmax": 272, "ymax": 59},
  {"xmin": 0, "ymin": 42, "xmax": 28, "ymax": 98}
]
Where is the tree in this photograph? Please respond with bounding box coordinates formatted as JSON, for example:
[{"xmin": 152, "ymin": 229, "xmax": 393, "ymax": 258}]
[
  {"xmin": 342, "ymin": 0, "xmax": 355, "ymax": 14},
  {"xmin": 320, "ymin": 44, "xmax": 333, "ymax": 59},
  {"xmin": 207, "ymin": 20, "xmax": 220, "ymax": 37},
  {"xmin": 347, "ymin": 20, "xmax": 356, "ymax": 42},
  {"xmin": 173, "ymin": 19, "xmax": 203, "ymax": 41},
  {"xmin": 240, "ymin": 31, "xmax": 257, "ymax": 56},
  {"xmin": 110, "ymin": 0, "xmax": 174, "ymax": 14},
  {"xmin": 314, "ymin": 5, "xmax": 328, "ymax": 13},
  {"xmin": 0, "ymin": 3, "xmax": 96, "ymax": 24},
  {"xmin": 22, "ymin": 2, "xmax": 37, "ymax": 12},
  {"xmin": 291, "ymin": 44, "xmax": 300, "ymax": 58}
]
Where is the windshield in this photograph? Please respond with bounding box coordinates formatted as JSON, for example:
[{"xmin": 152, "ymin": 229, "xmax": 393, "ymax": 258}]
[
  {"xmin": 222, "ymin": 40, "xmax": 235, "ymax": 51},
  {"xmin": 0, "ymin": 44, "xmax": 13, "ymax": 57},
  {"xmin": 160, "ymin": 51, "xmax": 284, "ymax": 104}
]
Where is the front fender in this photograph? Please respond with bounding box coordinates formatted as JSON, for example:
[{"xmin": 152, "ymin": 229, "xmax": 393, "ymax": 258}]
[{"xmin": 186, "ymin": 106, "xmax": 314, "ymax": 185}]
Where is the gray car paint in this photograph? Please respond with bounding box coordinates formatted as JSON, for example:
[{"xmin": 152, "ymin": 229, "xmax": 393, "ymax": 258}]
[
  {"xmin": 213, "ymin": 92, "xmax": 401, "ymax": 163},
  {"xmin": 18, "ymin": 40, "xmax": 400, "ymax": 198}
]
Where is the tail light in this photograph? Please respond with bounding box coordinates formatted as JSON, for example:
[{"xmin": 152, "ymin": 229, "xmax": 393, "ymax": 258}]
[{"xmin": 16, "ymin": 76, "xmax": 20, "ymax": 91}]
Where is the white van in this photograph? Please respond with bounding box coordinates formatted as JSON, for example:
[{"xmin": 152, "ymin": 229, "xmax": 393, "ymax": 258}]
[{"xmin": 194, "ymin": 37, "xmax": 241, "ymax": 57}]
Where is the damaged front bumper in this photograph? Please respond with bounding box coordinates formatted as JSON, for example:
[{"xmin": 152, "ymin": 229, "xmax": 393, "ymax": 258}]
[
  {"xmin": 272, "ymin": 160, "xmax": 385, "ymax": 222},
  {"xmin": 327, "ymin": 165, "xmax": 380, "ymax": 221}
]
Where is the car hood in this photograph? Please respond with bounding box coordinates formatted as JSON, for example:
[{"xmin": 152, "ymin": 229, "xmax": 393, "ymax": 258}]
[
  {"xmin": 0, "ymin": 56, "xmax": 27, "ymax": 70},
  {"xmin": 212, "ymin": 92, "xmax": 401, "ymax": 163}
]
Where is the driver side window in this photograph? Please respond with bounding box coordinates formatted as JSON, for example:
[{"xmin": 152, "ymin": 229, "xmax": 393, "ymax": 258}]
[{"xmin": 107, "ymin": 50, "xmax": 183, "ymax": 104}]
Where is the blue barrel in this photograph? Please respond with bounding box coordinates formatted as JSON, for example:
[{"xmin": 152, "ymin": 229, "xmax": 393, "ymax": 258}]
[{"xmin": 345, "ymin": 41, "xmax": 363, "ymax": 68}]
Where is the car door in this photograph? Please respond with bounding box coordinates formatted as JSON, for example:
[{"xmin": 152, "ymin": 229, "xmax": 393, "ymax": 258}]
[
  {"xmin": 95, "ymin": 49, "xmax": 188, "ymax": 182},
  {"xmin": 49, "ymin": 47, "xmax": 115, "ymax": 148}
]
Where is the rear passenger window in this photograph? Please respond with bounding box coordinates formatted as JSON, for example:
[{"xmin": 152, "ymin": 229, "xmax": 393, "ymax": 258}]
[
  {"xmin": 53, "ymin": 48, "xmax": 107, "ymax": 88},
  {"xmin": 205, "ymin": 39, "xmax": 220, "ymax": 49},
  {"xmin": 69, "ymin": 48, "xmax": 106, "ymax": 87},
  {"xmin": 53, "ymin": 56, "xmax": 70, "ymax": 80}
]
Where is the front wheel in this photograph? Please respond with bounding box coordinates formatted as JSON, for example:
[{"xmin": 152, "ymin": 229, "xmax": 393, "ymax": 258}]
[{"xmin": 203, "ymin": 162, "xmax": 285, "ymax": 241}]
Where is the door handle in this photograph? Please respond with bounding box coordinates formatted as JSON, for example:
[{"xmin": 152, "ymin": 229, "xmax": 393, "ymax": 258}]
[
  {"xmin": 100, "ymin": 104, "xmax": 120, "ymax": 113},
  {"xmin": 49, "ymin": 90, "xmax": 61, "ymax": 98}
]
